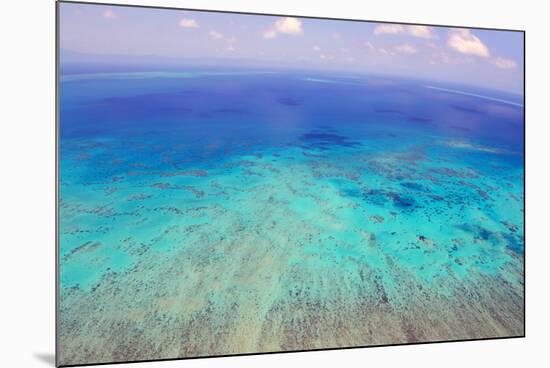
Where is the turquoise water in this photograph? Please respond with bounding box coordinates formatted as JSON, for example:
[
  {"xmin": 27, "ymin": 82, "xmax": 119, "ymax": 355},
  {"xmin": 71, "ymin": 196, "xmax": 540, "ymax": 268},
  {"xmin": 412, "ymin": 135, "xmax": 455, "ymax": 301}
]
[{"xmin": 58, "ymin": 71, "xmax": 524, "ymax": 365}]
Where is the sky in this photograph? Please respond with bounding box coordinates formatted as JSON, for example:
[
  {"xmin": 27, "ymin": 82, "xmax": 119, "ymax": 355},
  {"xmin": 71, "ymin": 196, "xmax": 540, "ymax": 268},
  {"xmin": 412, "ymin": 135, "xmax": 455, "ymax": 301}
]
[{"xmin": 59, "ymin": 2, "xmax": 524, "ymax": 94}]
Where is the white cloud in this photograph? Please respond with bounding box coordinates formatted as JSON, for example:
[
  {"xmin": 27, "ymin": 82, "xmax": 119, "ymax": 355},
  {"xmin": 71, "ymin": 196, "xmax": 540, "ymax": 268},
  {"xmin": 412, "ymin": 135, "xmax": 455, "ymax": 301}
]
[
  {"xmin": 209, "ymin": 31, "xmax": 223, "ymax": 40},
  {"xmin": 275, "ymin": 17, "xmax": 303, "ymax": 34},
  {"xmin": 103, "ymin": 9, "xmax": 116, "ymax": 20},
  {"xmin": 447, "ymin": 29, "xmax": 490, "ymax": 58},
  {"xmin": 263, "ymin": 17, "xmax": 303, "ymax": 39},
  {"xmin": 492, "ymin": 57, "xmax": 517, "ymax": 69},
  {"xmin": 226, "ymin": 45, "xmax": 236, "ymax": 52},
  {"xmin": 374, "ymin": 24, "xmax": 434, "ymax": 38},
  {"xmin": 365, "ymin": 41, "xmax": 375, "ymax": 51},
  {"xmin": 312, "ymin": 45, "xmax": 321, "ymax": 51},
  {"xmin": 407, "ymin": 25, "xmax": 434, "ymax": 39},
  {"xmin": 374, "ymin": 24, "xmax": 404, "ymax": 35},
  {"xmin": 394, "ymin": 44, "xmax": 417, "ymax": 54},
  {"xmin": 179, "ymin": 18, "xmax": 199, "ymax": 28}
]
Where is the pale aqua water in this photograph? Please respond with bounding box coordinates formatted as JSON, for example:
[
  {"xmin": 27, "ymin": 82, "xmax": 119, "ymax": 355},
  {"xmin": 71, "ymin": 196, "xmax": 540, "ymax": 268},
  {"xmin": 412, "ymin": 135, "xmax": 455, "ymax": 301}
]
[{"xmin": 58, "ymin": 71, "xmax": 524, "ymax": 365}]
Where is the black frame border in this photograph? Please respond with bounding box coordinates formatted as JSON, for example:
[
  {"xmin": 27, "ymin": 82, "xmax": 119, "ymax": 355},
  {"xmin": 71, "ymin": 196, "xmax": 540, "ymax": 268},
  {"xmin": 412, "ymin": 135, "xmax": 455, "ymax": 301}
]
[{"xmin": 55, "ymin": 1, "xmax": 526, "ymax": 367}]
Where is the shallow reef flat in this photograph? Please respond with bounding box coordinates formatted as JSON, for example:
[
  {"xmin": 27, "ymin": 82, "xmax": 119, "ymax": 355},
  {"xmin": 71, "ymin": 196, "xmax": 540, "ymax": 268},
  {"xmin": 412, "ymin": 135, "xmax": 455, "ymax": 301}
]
[
  {"xmin": 59, "ymin": 140, "xmax": 523, "ymax": 365},
  {"xmin": 58, "ymin": 73, "xmax": 524, "ymax": 365}
]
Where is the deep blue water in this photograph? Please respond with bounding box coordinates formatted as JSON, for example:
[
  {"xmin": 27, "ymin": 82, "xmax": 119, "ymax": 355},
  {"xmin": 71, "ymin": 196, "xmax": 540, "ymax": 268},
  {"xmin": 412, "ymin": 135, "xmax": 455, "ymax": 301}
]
[
  {"xmin": 60, "ymin": 70, "xmax": 523, "ymax": 147},
  {"xmin": 60, "ymin": 69, "xmax": 524, "ymax": 185}
]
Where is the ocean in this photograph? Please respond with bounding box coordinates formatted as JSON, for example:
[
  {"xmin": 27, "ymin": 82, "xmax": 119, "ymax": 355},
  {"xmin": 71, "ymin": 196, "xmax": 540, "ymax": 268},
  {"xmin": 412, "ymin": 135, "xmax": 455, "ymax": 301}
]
[{"xmin": 58, "ymin": 69, "xmax": 524, "ymax": 365}]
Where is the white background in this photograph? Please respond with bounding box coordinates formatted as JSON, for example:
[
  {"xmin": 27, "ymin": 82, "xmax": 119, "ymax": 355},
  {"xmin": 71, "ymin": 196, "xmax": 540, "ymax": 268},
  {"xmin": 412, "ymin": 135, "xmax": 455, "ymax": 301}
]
[{"xmin": 1, "ymin": 0, "xmax": 548, "ymax": 367}]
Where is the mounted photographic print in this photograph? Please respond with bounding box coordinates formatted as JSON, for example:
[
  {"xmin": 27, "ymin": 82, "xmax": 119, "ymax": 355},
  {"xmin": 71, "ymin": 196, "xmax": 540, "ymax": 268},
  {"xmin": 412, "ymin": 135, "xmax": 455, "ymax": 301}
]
[{"xmin": 56, "ymin": 1, "xmax": 525, "ymax": 366}]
